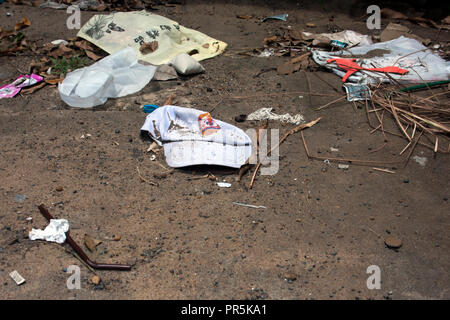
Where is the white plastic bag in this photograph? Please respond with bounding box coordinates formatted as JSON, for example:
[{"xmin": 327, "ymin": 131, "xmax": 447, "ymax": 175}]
[
  {"xmin": 170, "ymin": 53, "xmax": 205, "ymax": 75},
  {"xmin": 58, "ymin": 47, "xmax": 157, "ymax": 108}
]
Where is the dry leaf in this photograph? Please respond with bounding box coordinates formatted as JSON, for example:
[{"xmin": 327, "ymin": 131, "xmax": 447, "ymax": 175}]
[
  {"xmin": 75, "ymin": 40, "xmax": 94, "ymax": 51},
  {"xmin": 85, "ymin": 50, "xmax": 102, "ymax": 61},
  {"xmin": 237, "ymin": 15, "xmax": 252, "ymax": 19},
  {"xmin": 21, "ymin": 82, "xmax": 46, "ymax": 95},
  {"xmin": 49, "ymin": 43, "xmax": 72, "ymax": 58},
  {"xmin": 44, "ymin": 78, "xmax": 63, "ymax": 85},
  {"xmin": 140, "ymin": 41, "xmax": 158, "ymax": 54},
  {"xmin": 263, "ymin": 35, "xmax": 278, "ymax": 44},
  {"xmin": 84, "ymin": 234, "xmax": 102, "ymax": 252},
  {"xmin": 15, "ymin": 17, "xmax": 31, "ymax": 32}
]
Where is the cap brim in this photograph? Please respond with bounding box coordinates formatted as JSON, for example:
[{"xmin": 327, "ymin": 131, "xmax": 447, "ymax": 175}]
[{"xmin": 164, "ymin": 140, "xmax": 251, "ymax": 168}]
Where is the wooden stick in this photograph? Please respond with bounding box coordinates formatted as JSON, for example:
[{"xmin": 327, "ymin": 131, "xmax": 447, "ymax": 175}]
[
  {"xmin": 372, "ymin": 167, "xmax": 396, "ymax": 174},
  {"xmin": 314, "ymin": 95, "xmax": 347, "ymax": 111}
]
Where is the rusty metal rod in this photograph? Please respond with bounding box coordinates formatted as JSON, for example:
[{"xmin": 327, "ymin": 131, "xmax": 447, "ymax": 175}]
[{"xmin": 38, "ymin": 205, "xmax": 132, "ymax": 271}]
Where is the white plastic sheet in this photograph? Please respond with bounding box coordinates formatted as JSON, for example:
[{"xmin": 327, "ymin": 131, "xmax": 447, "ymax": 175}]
[
  {"xmin": 58, "ymin": 47, "xmax": 156, "ymax": 108},
  {"xmin": 312, "ymin": 36, "xmax": 450, "ymax": 84}
]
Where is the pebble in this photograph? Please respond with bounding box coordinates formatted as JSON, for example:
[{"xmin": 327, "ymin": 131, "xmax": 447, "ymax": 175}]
[
  {"xmin": 113, "ymin": 235, "xmax": 121, "ymax": 241},
  {"xmin": 385, "ymin": 236, "xmax": 402, "ymax": 249},
  {"xmin": 55, "ymin": 186, "xmax": 63, "ymax": 192},
  {"xmin": 14, "ymin": 194, "xmax": 27, "ymax": 203},
  {"xmin": 403, "ymin": 178, "xmax": 409, "ymax": 183}
]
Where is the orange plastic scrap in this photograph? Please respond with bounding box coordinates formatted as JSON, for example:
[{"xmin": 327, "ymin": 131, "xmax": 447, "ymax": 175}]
[{"xmin": 326, "ymin": 58, "xmax": 409, "ymax": 82}]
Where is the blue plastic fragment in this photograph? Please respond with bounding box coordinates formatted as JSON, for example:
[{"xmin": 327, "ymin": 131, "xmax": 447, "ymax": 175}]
[
  {"xmin": 143, "ymin": 104, "xmax": 159, "ymax": 113},
  {"xmin": 262, "ymin": 14, "xmax": 288, "ymax": 22}
]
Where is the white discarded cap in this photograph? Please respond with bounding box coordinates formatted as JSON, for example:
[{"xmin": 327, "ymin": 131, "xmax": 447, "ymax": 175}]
[{"xmin": 140, "ymin": 105, "xmax": 252, "ymax": 168}]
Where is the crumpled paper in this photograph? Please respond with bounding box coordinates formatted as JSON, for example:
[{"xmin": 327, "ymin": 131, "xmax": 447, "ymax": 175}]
[{"xmin": 29, "ymin": 219, "xmax": 69, "ymax": 244}]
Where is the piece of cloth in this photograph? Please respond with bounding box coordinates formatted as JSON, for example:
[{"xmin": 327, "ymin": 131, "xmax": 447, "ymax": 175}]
[
  {"xmin": 326, "ymin": 58, "xmax": 408, "ymax": 82},
  {"xmin": 29, "ymin": 219, "xmax": 69, "ymax": 244},
  {"xmin": 77, "ymin": 11, "xmax": 227, "ymax": 65},
  {"xmin": 140, "ymin": 105, "xmax": 252, "ymax": 168}
]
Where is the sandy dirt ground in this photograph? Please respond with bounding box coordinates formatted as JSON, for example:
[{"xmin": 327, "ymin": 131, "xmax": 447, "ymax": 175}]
[{"xmin": 0, "ymin": 1, "xmax": 449, "ymax": 300}]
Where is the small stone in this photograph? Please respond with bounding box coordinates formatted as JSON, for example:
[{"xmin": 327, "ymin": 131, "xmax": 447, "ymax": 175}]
[
  {"xmin": 91, "ymin": 275, "xmax": 100, "ymax": 285},
  {"xmin": 385, "ymin": 236, "xmax": 402, "ymax": 249},
  {"xmin": 55, "ymin": 186, "xmax": 63, "ymax": 192},
  {"xmin": 113, "ymin": 235, "xmax": 121, "ymax": 241},
  {"xmin": 403, "ymin": 178, "xmax": 409, "ymax": 183}
]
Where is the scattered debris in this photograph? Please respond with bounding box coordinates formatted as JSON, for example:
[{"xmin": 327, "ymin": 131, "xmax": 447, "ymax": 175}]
[
  {"xmin": 249, "ymin": 118, "xmax": 321, "ymax": 188},
  {"xmin": 302, "ymin": 30, "xmax": 372, "ymax": 48},
  {"xmin": 9, "ymin": 270, "xmax": 25, "ymax": 285},
  {"xmin": 217, "ymin": 182, "xmax": 232, "ymax": 188},
  {"xmin": 232, "ymin": 202, "xmax": 266, "ymax": 209},
  {"xmin": 37, "ymin": 205, "xmax": 131, "ymax": 271},
  {"xmin": 247, "ymin": 107, "xmax": 304, "ymax": 124},
  {"xmin": 78, "ymin": 11, "xmax": 227, "ymax": 65},
  {"xmin": 338, "ymin": 164, "xmax": 349, "ymax": 170},
  {"xmin": 59, "ymin": 47, "xmax": 157, "ymax": 108}
]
